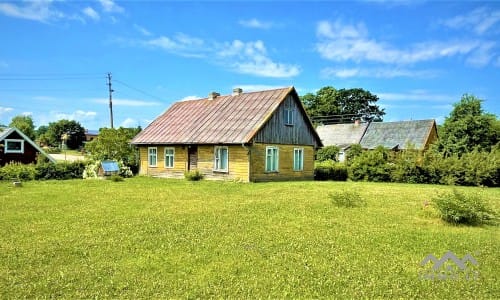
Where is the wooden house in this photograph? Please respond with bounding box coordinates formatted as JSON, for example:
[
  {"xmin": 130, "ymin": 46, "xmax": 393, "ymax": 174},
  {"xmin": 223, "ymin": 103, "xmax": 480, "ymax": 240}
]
[
  {"xmin": 131, "ymin": 87, "xmax": 323, "ymax": 182},
  {"xmin": 0, "ymin": 127, "xmax": 56, "ymax": 166},
  {"xmin": 315, "ymin": 120, "xmax": 369, "ymax": 162},
  {"xmin": 316, "ymin": 119, "xmax": 438, "ymax": 157}
]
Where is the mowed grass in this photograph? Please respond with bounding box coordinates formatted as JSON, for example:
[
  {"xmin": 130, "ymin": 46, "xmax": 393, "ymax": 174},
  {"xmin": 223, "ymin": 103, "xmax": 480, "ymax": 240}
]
[{"xmin": 0, "ymin": 177, "xmax": 498, "ymax": 299}]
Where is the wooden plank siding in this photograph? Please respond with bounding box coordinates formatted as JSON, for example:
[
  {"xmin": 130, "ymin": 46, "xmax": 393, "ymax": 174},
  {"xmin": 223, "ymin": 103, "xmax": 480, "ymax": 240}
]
[
  {"xmin": 249, "ymin": 143, "xmax": 315, "ymax": 182},
  {"xmin": 138, "ymin": 145, "xmax": 250, "ymax": 181},
  {"xmin": 138, "ymin": 145, "xmax": 187, "ymax": 178},
  {"xmin": 253, "ymin": 95, "xmax": 320, "ymax": 147},
  {"xmin": 196, "ymin": 145, "xmax": 250, "ymax": 181}
]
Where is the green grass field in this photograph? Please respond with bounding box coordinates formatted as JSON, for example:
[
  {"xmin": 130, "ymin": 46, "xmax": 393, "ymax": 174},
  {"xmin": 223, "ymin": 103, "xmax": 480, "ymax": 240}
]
[{"xmin": 1, "ymin": 178, "xmax": 498, "ymax": 299}]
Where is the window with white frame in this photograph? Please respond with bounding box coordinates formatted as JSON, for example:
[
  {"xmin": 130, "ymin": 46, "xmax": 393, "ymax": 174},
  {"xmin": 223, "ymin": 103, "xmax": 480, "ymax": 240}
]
[
  {"xmin": 164, "ymin": 147, "xmax": 175, "ymax": 168},
  {"xmin": 284, "ymin": 105, "xmax": 294, "ymax": 126},
  {"xmin": 214, "ymin": 146, "xmax": 228, "ymax": 172},
  {"xmin": 148, "ymin": 147, "xmax": 157, "ymax": 167},
  {"xmin": 5, "ymin": 139, "xmax": 24, "ymax": 153},
  {"xmin": 293, "ymin": 148, "xmax": 304, "ymax": 171},
  {"xmin": 265, "ymin": 146, "xmax": 279, "ymax": 172}
]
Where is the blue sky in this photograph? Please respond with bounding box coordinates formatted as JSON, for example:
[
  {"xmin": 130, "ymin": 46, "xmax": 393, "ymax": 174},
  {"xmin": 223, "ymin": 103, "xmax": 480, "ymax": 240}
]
[{"xmin": 0, "ymin": 0, "xmax": 499, "ymax": 130}]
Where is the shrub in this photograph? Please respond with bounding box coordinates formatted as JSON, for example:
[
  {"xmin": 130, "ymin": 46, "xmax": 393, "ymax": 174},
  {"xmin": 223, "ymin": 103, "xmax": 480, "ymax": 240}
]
[
  {"xmin": 316, "ymin": 145, "xmax": 340, "ymax": 162},
  {"xmin": 184, "ymin": 170, "xmax": 204, "ymax": 181},
  {"xmin": 349, "ymin": 146, "xmax": 392, "ymax": 182},
  {"xmin": 433, "ymin": 190, "xmax": 496, "ymax": 225},
  {"xmin": 314, "ymin": 160, "xmax": 348, "ymax": 181},
  {"xmin": 329, "ymin": 190, "xmax": 366, "ymax": 208},
  {"xmin": 35, "ymin": 161, "xmax": 86, "ymax": 180},
  {"xmin": 0, "ymin": 162, "xmax": 37, "ymax": 181}
]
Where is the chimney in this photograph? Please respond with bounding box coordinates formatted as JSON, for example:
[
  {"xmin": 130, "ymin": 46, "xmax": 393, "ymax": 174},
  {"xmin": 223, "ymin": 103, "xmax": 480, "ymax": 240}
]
[
  {"xmin": 208, "ymin": 91, "xmax": 220, "ymax": 100},
  {"xmin": 232, "ymin": 87, "xmax": 243, "ymax": 96}
]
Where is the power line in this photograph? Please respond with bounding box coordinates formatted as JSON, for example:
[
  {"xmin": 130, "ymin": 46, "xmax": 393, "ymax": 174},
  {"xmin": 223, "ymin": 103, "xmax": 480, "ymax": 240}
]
[{"xmin": 114, "ymin": 79, "xmax": 165, "ymax": 102}]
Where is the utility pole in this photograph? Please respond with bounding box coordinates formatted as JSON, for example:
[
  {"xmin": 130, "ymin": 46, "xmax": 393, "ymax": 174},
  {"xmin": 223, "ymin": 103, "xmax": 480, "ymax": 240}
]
[{"xmin": 107, "ymin": 72, "xmax": 114, "ymax": 128}]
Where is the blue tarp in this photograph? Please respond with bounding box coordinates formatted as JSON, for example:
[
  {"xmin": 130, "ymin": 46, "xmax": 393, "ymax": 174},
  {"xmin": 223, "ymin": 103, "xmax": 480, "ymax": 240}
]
[{"xmin": 101, "ymin": 160, "xmax": 119, "ymax": 175}]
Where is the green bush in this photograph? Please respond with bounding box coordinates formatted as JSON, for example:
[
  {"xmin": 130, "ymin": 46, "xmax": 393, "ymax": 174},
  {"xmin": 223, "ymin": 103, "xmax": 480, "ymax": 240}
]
[
  {"xmin": 0, "ymin": 162, "xmax": 37, "ymax": 181},
  {"xmin": 35, "ymin": 161, "xmax": 86, "ymax": 180},
  {"xmin": 314, "ymin": 161, "xmax": 348, "ymax": 181},
  {"xmin": 184, "ymin": 170, "xmax": 204, "ymax": 181},
  {"xmin": 329, "ymin": 190, "xmax": 366, "ymax": 208},
  {"xmin": 349, "ymin": 146, "xmax": 392, "ymax": 182},
  {"xmin": 433, "ymin": 190, "xmax": 496, "ymax": 225},
  {"xmin": 316, "ymin": 145, "xmax": 340, "ymax": 162}
]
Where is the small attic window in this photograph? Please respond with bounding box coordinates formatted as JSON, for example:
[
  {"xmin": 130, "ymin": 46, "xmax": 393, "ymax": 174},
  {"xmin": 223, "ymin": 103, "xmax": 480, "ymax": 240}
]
[
  {"xmin": 5, "ymin": 139, "xmax": 24, "ymax": 153},
  {"xmin": 284, "ymin": 106, "xmax": 295, "ymax": 126}
]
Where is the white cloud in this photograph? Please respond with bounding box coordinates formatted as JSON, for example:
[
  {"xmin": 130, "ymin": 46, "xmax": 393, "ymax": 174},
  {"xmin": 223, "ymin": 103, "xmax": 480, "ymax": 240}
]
[
  {"xmin": 145, "ymin": 34, "xmax": 207, "ymax": 58},
  {"xmin": 0, "ymin": 107, "xmax": 14, "ymax": 116},
  {"xmin": 143, "ymin": 34, "xmax": 300, "ymax": 78},
  {"xmin": 321, "ymin": 67, "xmax": 440, "ymax": 79},
  {"xmin": 217, "ymin": 40, "xmax": 300, "ymax": 78},
  {"xmin": 239, "ymin": 18, "xmax": 274, "ymax": 29},
  {"xmin": 134, "ymin": 24, "xmax": 152, "ymax": 36},
  {"xmin": 98, "ymin": 0, "xmax": 124, "ymax": 13},
  {"xmin": 316, "ymin": 20, "xmax": 495, "ymax": 67},
  {"xmin": 120, "ymin": 117, "xmax": 137, "ymax": 128},
  {"xmin": 179, "ymin": 95, "xmax": 201, "ymax": 101},
  {"xmin": 0, "ymin": 1, "xmax": 65, "ymax": 22},
  {"xmin": 376, "ymin": 90, "xmax": 456, "ymax": 102},
  {"xmin": 55, "ymin": 110, "xmax": 97, "ymax": 121},
  {"xmin": 442, "ymin": 7, "xmax": 500, "ymax": 35},
  {"xmin": 21, "ymin": 112, "xmax": 32, "ymax": 116},
  {"xmin": 82, "ymin": 7, "xmax": 99, "ymax": 21},
  {"xmin": 91, "ymin": 98, "xmax": 162, "ymax": 107}
]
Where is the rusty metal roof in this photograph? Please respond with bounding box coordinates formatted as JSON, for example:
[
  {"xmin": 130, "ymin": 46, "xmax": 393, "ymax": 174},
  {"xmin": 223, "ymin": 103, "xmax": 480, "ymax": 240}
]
[{"xmin": 131, "ymin": 87, "xmax": 297, "ymax": 144}]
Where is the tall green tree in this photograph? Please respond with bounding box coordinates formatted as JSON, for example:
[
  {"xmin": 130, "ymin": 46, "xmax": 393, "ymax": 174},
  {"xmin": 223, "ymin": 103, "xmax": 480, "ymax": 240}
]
[
  {"xmin": 85, "ymin": 127, "xmax": 141, "ymax": 170},
  {"xmin": 438, "ymin": 94, "xmax": 498, "ymax": 156},
  {"xmin": 9, "ymin": 115, "xmax": 36, "ymax": 140},
  {"xmin": 300, "ymin": 87, "xmax": 385, "ymax": 123},
  {"xmin": 44, "ymin": 119, "xmax": 86, "ymax": 149}
]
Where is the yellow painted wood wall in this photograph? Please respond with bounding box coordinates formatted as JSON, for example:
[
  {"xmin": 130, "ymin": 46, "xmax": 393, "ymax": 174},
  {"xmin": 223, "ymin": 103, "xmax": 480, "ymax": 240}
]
[
  {"xmin": 196, "ymin": 145, "xmax": 250, "ymax": 181},
  {"xmin": 249, "ymin": 143, "xmax": 315, "ymax": 182},
  {"xmin": 138, "ymin": 143, "xmax": 315, "ymax": 182},
  {"xmin": 138, "ymin": 146, "xmax": 187, "ymax": 178}
]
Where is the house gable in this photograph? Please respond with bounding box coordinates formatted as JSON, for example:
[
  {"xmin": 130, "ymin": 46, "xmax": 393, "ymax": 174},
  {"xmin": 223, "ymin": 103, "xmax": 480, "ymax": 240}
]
[
  {"xmin": 251, "ymin": 91, "xmax": 322, "ymax": 148},
  {"xmin": 0, "ymin": 127, "xmax": 56, "ymax": 166}
]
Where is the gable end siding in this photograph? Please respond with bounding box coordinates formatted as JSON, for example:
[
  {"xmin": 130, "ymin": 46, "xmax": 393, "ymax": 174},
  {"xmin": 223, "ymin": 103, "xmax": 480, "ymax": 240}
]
[
  {"xmin": 252, "ymin": 95, "xmax": 319, "ymax": 147},
  {"xmin": 0, "ymin": 131, "xmax": 39, "ymax": 166}
]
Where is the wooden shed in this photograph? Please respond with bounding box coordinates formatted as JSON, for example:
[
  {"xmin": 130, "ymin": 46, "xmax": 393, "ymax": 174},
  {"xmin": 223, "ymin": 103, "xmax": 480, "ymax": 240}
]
[
  {"xmin": 0, "ymin": 127, "xmax": 56, "ymax": 166},
  {"xmin": 131, "ymin": 87, "xmax": 323, "ymax": 182}
]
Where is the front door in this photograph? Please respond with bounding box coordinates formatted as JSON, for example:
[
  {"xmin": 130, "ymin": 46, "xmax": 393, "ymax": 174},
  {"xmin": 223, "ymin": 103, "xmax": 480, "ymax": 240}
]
[{"xmin": 188, "ymin": 146, "xmax": 198, "ymax": 171}]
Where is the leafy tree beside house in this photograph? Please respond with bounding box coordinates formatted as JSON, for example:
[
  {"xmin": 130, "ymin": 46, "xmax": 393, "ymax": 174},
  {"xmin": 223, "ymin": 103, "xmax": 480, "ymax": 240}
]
[
  {"xmin": 9, "ymin": 115, "xmax": 36, "ymax": 140},
  {"xmin": 438, "ymin": 94, "xmax": 499, "ymax": 156},
  {"xmin": 85, "ymin": 127, "xmax": 141, "ymax": 173},
  {"xmin": 40, "ymin": 120, "xmax": 86, "ymax": 149},
  {"xmin": 301, "ymin": 87, "xmax": 385, "ymax": 123}
]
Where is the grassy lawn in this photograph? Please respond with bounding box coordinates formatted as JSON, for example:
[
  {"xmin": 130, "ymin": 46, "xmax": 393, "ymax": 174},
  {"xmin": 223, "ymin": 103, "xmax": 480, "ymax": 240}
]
[{"xmin": 0, "ymin": 177, "xmax": 498, "ymax": 299}]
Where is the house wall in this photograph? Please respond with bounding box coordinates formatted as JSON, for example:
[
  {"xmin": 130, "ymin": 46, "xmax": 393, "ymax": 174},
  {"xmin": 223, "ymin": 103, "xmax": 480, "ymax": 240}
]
[
  {"xmin": 249, "ymin": 143, "xmax": 315, "ymax": 182},
  {"xmin": 0, "ymin": 131, "xmax": 39, "ymax": 166},
  {"xmin": 138, "ymin": 144, "xmax": 250, "ymax": 181},
  {"xmin": 138, "ymin": 145, "xmax": 188, "ymax": 178},
  {"xmin": 253, "ymin": 95, "xmax": 320, "ymax": 148},
  {"xmin": 424, "ymin": 124, "xmax": 439, "ymax": 149},
  {"xmin": 196, "ymin": 145, "xmax": 249, "ymax": 181}
]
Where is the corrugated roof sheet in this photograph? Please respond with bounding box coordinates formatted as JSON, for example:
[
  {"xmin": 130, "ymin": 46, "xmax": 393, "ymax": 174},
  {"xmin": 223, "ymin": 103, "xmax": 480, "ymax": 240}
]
[
  {"xmin": 316, "ymin": 123, "xmax": 369, "ymax": 148},
  {"xmin": 132, "ymin": 87, "xmax": 295, "ymax": 144},
  {"xmin": 360, "ymin": 119, "xmax": 436, "ymax": 150}
]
